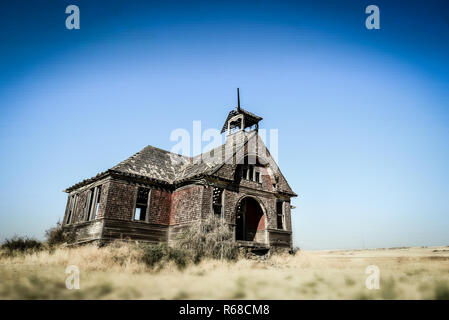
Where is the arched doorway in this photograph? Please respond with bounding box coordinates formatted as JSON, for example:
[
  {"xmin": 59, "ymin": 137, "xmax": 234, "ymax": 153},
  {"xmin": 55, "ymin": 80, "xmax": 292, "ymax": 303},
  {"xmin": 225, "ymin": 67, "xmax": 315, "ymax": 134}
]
[{"xmin": 235, "ymin": 197, "xmax": 265, "ymax": 242}]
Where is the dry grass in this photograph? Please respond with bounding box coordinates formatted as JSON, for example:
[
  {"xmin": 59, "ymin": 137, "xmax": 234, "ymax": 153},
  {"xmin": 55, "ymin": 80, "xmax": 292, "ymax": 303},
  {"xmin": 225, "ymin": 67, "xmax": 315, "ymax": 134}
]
[{"xmin": 0, "ymin": 244, "xmax": 448, "ymax": 299}]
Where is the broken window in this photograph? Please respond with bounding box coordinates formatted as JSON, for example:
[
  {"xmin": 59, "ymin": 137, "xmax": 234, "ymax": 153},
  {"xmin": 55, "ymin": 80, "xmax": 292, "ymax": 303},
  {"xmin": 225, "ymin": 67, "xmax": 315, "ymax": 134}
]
[
  {"xmin": 134, "ymin": 187, "xmax": 150, "ymax": 221},
  {"xmin": 85, "ymin": 189, "xmax": 94, "ymax": 220},
  {"xmin": 212, "ymin": 187, "xmax": 224, "ymax": 217},
  {"xmin": 66, "ymin": 194, "xmax": 78, "ymax": 225},
  {"xmin": 248, "ymin": 165, "xmax": 254, "ymax": 181},
  {"xmin": 92, "ymin": 185, "xmax": 102, "ymax": 220},
  {"xmin": 85, "ymin": 185, "xmax": 102, "ymax": 221},
  {"xmin": 276, "ymin": 201, "xmax": 284, "ymax": 229},
  {"xmin": 242, "ymin": 165, "xmax": 258, "ymax": 181},
  {"xmin": 242, "ymin": 167, "xmax": 248, "ymax": 180}
]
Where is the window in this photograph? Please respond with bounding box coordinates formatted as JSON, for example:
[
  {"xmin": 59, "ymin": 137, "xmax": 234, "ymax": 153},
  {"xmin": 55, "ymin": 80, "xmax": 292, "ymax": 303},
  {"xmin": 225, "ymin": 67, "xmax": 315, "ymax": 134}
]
[
  {"xmin": 212, "ymin": 187, "xmax": 224, "ymax": 218},
  {"xmin": 242, "ymin": 167, "xmax": 248, "ymax": 180},
  {"xmin": 85, "ymin": 185, "xmax": 102, "ymax": 221},
  {"xmin": 276, "ymin": 201, "xmax": 284, "ymax": 229},
  {"xmin": 241, "ymin": 165, "xmax": 260, "ymax": 182},
  {"xmin": 248, "ymin": 165, "xmax": 254, "ymax": 181},
  {"xmin": 134, "ymin": 187, "xmax": 150, "ymax": 221},
  {"xmin": 92, "ymin": 186, "xmax": 102, "ymax": 220},
  {"xmin": 66, "ymin": 194, "xmax": 78, "ymax": 225},
  {"xmin": 85, "ymin": 189, "xmax": 94, "ymax": 220}
]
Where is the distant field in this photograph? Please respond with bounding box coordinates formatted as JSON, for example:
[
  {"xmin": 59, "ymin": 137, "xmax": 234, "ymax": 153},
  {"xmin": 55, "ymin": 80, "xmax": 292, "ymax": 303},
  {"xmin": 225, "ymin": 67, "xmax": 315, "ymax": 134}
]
[{"xmin": 1, "ymin": 245, "xmax": 448, "ymax": 299}]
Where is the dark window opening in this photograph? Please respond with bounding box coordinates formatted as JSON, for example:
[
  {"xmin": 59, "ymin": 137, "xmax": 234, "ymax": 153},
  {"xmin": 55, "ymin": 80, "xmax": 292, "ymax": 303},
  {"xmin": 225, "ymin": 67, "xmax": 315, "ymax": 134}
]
[
  {"xmin": 229, "ymin": 118, "xmax": 243, "ymax": 134},
  {"xmin": 212, "ymin": 187, "xmax": 223, "ymax": 217},
  {"xmin": 134, "ymin": 187, "xmax": 150, "ymax": 221},
  {"xmin": 241, "ymin": 165, "xmax": 258, "ymax": 181},
  {"xmin": 276, "ymin": 201, "xmax": 284, "ymax": 229},
  {"xmin": 242, "ymin": 168, "xmax": 248, "ymax": 180},
  {"xmin": 66, "ymin": 211, "xmax": 72, "ymax": 225}
]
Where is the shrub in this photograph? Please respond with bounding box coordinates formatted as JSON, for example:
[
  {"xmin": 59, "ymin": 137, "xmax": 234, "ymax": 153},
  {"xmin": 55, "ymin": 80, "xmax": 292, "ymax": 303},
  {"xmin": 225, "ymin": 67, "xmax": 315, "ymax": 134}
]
[
  {"xmin": 45, "ymin": 221, "xmax": 76, "ymax": 247},
  {"xmin": 166, "ymin": 246, "xmax": 189, "ymax": 269},
  {"xmin": 175, "ymin": 215, "xmax": 239, "ymax": 263},
  {"xmin": 140, "ymin": 216, "xmax": 239, "ymax": 269},
  {"xmin": 141, "ymin": 243, "xmax": 189, "ymax": 269},
  {"xmin": 141, "ymin": 243, "xmax": 166, "ymax": 267},
  {"xmin": 1, "ymin": 236, "xmax": 43, "ymax": 255}
]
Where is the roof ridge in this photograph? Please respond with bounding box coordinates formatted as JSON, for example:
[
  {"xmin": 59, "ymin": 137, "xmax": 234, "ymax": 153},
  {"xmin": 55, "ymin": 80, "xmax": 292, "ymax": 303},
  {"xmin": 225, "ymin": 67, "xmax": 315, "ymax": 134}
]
[{"xmin": 144, "ymin": 144, "xmax": 192, "ymax": 160}]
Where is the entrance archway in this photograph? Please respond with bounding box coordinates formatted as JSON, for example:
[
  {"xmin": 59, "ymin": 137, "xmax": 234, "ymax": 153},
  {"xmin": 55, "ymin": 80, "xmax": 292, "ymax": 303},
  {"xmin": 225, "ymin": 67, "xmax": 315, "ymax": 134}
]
[{"xmin": 235, "ymin": 197, "xmax": 265, "ymax": 242}]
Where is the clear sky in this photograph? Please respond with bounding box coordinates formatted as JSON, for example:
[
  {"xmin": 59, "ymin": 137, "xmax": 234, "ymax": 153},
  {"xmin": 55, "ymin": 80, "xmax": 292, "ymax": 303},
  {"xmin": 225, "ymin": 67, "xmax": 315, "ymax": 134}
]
[{"xmin": 0, "ymin": 0, "xmax": 448, "ymax": 250}]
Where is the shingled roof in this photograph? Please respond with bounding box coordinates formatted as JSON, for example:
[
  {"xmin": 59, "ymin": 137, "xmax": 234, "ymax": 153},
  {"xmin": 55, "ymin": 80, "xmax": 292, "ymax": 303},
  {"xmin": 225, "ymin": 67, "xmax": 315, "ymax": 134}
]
[
  {"xmin": 111, "ymin": 145, "xmax": 190, "ymax": 183},
  {"xmin": 65, "ymin": 131, "xmax": 295, "ymax": 196},
  {"xmin": 64, "ymin": 142, "xmax": 231, "ymax": 191}
]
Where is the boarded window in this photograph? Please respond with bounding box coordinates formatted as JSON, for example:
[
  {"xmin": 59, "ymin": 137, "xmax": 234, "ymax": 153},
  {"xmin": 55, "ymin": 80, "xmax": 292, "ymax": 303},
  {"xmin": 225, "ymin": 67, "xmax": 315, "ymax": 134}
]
[
  {"xmin": 276, "ymin": 201, "xmax": 284, "ymax": 229},
  {"xmin": 134, "ymin": 187, "xmax": 150, "ymax": 221},
  {"xmin": 212, "ymin": 187, "xmax": 224, "ymax": 217}
]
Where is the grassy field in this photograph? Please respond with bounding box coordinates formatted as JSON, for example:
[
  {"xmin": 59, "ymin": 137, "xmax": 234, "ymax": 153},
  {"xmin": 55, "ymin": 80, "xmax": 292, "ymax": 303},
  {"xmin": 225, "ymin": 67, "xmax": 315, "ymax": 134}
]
[{"xmin": 1, "ymin": 244, "xmax": 448, "ymax": 299}]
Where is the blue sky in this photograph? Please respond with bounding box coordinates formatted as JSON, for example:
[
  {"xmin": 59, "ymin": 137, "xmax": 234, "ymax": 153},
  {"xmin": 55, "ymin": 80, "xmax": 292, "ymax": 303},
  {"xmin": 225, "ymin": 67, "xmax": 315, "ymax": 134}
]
[{"xmin": 0, "ymin": 0, "xmax": 448, "ymax": 249}]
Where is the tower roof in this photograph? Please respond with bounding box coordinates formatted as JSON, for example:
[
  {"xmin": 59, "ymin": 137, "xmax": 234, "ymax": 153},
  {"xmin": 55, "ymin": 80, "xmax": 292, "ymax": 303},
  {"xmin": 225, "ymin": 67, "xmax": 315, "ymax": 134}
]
[
  {"xmin": 220, "ymin": 88, "xmax": 263, "ymax": 133},
  {"xmin": 220, "ymin": 107, "xmax": 263, "ymax": 133}
]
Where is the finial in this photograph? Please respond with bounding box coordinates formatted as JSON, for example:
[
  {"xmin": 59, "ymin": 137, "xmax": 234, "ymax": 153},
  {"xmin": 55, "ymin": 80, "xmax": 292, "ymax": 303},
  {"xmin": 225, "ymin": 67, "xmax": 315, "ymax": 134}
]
[{"xmin": 237, "ymin": 88, "xmax": 240, "ymax": 112}]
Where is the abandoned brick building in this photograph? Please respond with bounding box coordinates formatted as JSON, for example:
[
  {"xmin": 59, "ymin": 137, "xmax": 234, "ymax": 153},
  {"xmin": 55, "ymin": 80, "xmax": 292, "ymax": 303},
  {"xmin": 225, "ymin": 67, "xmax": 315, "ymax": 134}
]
[{"xmin": 63, "ymin": 91, "xmax": 297, "ymax": 251}]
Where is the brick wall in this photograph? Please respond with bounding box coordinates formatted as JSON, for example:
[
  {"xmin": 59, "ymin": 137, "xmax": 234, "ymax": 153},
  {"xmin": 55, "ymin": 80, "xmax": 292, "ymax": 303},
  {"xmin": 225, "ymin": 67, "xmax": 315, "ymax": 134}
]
[
  {"xmin": 104, "ymin": 179, "xmax": 136, "ymax": 220},
  {"xmin": 170, "ymin": 184, "xmax": 203, "ymax": 224},
  {"xmin": 149, "ymin": 189, "xmax": 172, "ymax": 225}
]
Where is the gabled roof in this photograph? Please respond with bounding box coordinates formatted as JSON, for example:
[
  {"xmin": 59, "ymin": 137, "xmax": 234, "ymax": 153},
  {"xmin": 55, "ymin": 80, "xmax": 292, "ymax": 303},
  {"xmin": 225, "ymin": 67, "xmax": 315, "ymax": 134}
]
[
  {"xmin": 65, "ymin": 131, "xmax": 295, "ymax": 196},
  {"xmin": 111, "ymin": 145, "xmax": 190, "ymax": 183},
  {"xmin": 220, "ymin": 107, "xmax": 263, "ymax": 133}
]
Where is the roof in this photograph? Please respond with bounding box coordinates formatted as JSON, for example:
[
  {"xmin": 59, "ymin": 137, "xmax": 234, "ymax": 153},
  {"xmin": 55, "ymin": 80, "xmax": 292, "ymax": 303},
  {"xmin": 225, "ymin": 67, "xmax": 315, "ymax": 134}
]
[
  {"xmin": 111, "ymin": 145, "xmax": 190, "ymax": 183},
  {"xmin": 65, "ymin": 131, "xmax": 295, "ymax": 196},
  {"xmin": 220, "ymin": 107, "xmax": 263, "ymax": 133}
]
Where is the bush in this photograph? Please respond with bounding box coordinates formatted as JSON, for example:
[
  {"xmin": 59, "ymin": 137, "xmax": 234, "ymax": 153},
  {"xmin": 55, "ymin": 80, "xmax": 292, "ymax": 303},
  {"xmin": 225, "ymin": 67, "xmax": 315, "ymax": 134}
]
[
  {"xmin": 140, "ymin": 216, "xmax": 239, "ymax": 269},
  {"xmin": 175, "ymin": 215, "xmax": 239, "ymax": 263},
  {"xmin": 45, "ymin": 221, "xmax": 74, "ymax": 247},
  {"xmin": 1, "ymin": 236, "xmax": 43, "ymax": 254},
  {"xmin": 166, "ymin": 246, "xmax": 189, "ymax": 269},
  {"xmin": 141, "ymin": 243, "xmax": 189, "ymax": 269},
  {"xmin": 141, "ymin": 243, "xmax": 166, "ymax": 267}
]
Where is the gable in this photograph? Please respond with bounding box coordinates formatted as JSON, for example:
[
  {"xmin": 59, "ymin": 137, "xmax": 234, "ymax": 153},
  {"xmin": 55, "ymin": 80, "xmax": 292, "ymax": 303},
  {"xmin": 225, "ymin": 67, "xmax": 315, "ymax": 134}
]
[{"xmin": 211, "ymin": 132, "xmax": 296, "ymax": 196}]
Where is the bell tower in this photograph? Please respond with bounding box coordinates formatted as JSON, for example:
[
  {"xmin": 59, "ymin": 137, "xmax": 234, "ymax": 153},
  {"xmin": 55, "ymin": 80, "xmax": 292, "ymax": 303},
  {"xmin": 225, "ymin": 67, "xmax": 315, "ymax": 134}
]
[{"xmin": 221, "ymin": 88, "xmax": 263, "ymax": 136}]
